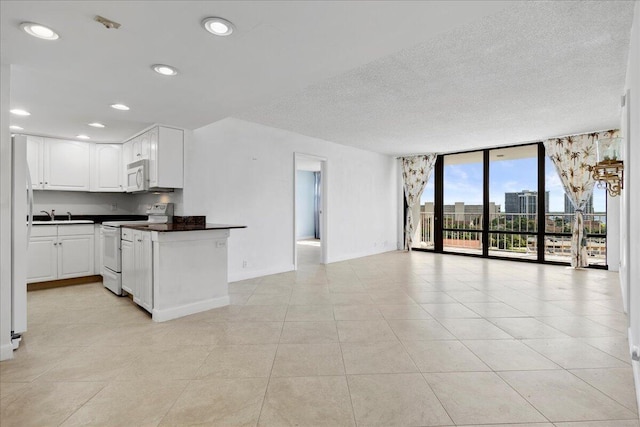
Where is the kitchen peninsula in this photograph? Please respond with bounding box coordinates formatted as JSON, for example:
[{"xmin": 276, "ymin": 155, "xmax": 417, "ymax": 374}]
[{"xmin": 121, "ymin": 220, "xmax": 245, "ymax": 322}]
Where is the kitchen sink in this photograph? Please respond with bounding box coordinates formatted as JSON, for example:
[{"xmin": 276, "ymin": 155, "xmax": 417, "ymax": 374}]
[{"xmin": 32, "ymin": 220, "xmax": 94, "ymax": 225}]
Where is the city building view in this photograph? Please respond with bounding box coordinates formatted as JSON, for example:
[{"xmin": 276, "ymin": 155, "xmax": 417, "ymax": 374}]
[{"xmin": 416, "ymin": 185, "xmax": 607, "ymax": 265}]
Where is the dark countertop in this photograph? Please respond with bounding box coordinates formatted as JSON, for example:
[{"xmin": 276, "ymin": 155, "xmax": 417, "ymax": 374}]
[
  {"xmin": 32, "ymin": 214, "xmax": 148, "ymax": 224},
  {"xmin": 123, "ymin": 223, "xmax": 246, "ymax": 232}
]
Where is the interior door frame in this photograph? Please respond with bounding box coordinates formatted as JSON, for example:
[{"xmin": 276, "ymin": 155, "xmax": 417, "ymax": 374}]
[{"xmin": 293, "ymin": 152, "xmax": 328, "ymax": 269}]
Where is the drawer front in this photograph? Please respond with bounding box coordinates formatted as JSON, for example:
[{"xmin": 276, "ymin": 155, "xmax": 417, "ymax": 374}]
[
  {"xmin": 57, "ymin": 224, "xmax": 94, "ymax": 236},
  {"xmin": 121, "ymin": 228, "xmax": 133, "ymax": 242},
  {"xmin": 31, "ymin": 225, "xmax": 57, "ymax": 237}
]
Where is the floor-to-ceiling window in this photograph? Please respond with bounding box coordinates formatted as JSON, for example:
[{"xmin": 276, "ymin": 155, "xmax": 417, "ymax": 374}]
[
  {"xmin": 442, "ymin": 152, "xmax": 484, "ymax": 255},
  {"xmin": 488, "ymin": 145, "xmax": 539, "ymax": 260},
  {"xmin": 409, "ymin": 142, "xmax": 607, "ymax": 268}
]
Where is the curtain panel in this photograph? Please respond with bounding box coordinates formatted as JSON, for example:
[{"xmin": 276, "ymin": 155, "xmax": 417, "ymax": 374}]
[
  {"xmin": 543, "ymin": 129, "xmax": 618, "ymax": 268},
  {"xmin": 401, "ymin": 154, "xmax": 437, "ymax": 250}
]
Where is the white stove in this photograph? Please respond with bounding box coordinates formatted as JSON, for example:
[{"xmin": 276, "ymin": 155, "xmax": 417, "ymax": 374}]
[{"xmin": 101, "ymin": 203, "xmax": 173, "ymax": 295}]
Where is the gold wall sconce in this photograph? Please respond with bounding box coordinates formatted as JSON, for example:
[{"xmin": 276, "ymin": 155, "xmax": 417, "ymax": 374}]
[{"xmin": 591, "ymin": 137, "xmax": 624, "ymax": 196}]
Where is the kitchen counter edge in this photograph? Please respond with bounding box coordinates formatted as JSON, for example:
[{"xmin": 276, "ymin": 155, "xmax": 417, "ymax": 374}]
[{"xmin": 122, "ymin": 223, "xmax": 247, "ymax": 232}]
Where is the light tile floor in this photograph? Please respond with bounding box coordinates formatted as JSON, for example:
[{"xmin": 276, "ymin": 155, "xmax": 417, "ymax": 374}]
[{"xmin": 1, "ymin": 246, "xmax": 639, "ymax": 426}]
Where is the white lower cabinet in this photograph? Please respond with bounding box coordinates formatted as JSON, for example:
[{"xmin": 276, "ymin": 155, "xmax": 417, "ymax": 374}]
[
  {"xmin": 134, "ymin": 230, "xmax": 153, "ymax": 312},
  {"xmin": 121, "ymin": 239, "xmax": 134, "ymax": 295},
  {"xmin": 57, "ymin": 235, "xmax": 94, "ymax": 279},
  {"xmin": 121, "ymin": 228, "xmax": 152, "ymax": 312},
  {"xmin": 27, "ymin": 224, "xmax": 95, "ymax": 283},
  {"xmin": 26, "ymin": 236, "xmax": 58, "ymax": 282}
]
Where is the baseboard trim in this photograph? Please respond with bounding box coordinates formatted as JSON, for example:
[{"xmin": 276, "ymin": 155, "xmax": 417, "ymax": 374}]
[
  {"xmin": 327, "ymin": 248, "xmax": 397, "ymax": 264},
  {"xmin": 152, "ymin": 295, "xmax": 230, "ymax": 322},
  {"xmin": 629, "ymin": 327, "xmax": 640, "ymax": 415},
  {"xmin": 28, "ymin": 275, "xmax": 102, "ymax": 291},
  {"xmin": 229, "ymin": 264, "xmax": 295, "ymax": 283},
  {"xmin": 0, "ymin": 343, "xmax": 14, "ymax": 361}
]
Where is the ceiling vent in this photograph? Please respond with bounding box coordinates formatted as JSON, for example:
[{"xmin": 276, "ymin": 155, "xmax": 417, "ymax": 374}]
[{"xmin": 94, "ymin": 15, "xmax": 121, "ymax": 29}]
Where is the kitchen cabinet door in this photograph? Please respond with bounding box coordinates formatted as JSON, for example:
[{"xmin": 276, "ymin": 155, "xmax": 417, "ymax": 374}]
[
  {"xmin": 121, "ymin": 239, "xmax": 135, "ymax": 295},
  {"xmin": 57, "ymin": 234, "xmax": 95, "ymax": 279},
  {"xmin": 131, "ymin": 133, "xmax": 150, "ymax": 161},
  {"xmin": 123, "ymin": 140, "xmax": 134, "ymax": 165},
  {"xmin": 91, "ymin": 144, "xmax": 123, "ymax": 192},
  {"xmin": 139, "ymin": 131, "xmax": 151, "ymax": 160},
  {"xmin": 43, "ymin": 139, "xmax": 91, "ymax": 191},
  {"xmin": 27, "ymin": 236, "xmax": 58, "ymax": 283},
  {"xmin": 26, "ymin": 135, "xmax": 44, "ymax": 189},
  {"xmin": 133, "ymin": 230, "xmax": 153, "ymax": 312}
]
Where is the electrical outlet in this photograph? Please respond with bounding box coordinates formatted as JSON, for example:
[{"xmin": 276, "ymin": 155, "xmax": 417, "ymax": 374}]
[
  {"xmin": 110, "ymin": 203, "xmax": 117, "ymax": 211},
  {"xmin": 242, "ymin": 260, "xmax": 248, "ymax": 268}
]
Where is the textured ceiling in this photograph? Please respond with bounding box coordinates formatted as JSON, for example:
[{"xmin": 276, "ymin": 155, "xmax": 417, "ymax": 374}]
[
  {"xmin": 238, "ymin": 1, "xmax": 635, "ymax": 155},
  {"xmin": 1, "ymin": 0, "xmax": 507, "ymax": 143}
]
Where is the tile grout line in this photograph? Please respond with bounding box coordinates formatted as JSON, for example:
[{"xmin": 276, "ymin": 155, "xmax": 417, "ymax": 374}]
[{"xmin": 255, "ymin": 315, "xmax": 286, "ymax": 425}]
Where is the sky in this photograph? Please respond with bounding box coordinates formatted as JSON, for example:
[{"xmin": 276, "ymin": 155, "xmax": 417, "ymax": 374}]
[{"xmin": 420, "ymin": 156, "xmax": 606, "ymax": 213}]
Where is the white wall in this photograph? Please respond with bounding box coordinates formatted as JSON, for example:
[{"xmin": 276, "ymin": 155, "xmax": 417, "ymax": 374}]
[
  {"xmin": 184, "ymin": 118, "xmax": 398, "ymax": 281},
  {"xmin": 1, "ymin": 64, "xmax": 13, "ymax": 360},
  {"xmin": 607, "ymin": 194, "xmax": 620, "ymax": 273},
  {"xmin": 296, "ymin": 171, "xmax": 316, "ymax": 239},
  {"xmin": 622, "ymin": 0, "xmax": 640, "ymax": 413}
]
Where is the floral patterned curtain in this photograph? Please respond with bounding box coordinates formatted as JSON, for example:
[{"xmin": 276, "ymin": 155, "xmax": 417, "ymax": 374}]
[
  {"xmin": 543, "ymin": 129, "xmax": 618, "ymax": 268},
  {"xmin": 401, "ymin": 154, "xmax": 437, "ymax": 250}
]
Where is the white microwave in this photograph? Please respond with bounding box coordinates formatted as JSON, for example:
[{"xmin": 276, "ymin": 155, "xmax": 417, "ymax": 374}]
[{"xmin": 126, "ymin": 159, "xmax": 149, "ymax": 193}]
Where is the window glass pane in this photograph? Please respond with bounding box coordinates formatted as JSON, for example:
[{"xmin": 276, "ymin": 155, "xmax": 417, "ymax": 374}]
[
  {"xmin": 443, "ymin": 152, "xmax": 483, "ymax": 255},
  {"xmin": 488, "ymin": 145, "xmax": 538, "ymax": 260},
  {"xmin": 588, "ymin": 185, "xmax": 607, "ymax": 266},
  {"xmin": 413, "ymin": 171, "xmax": 435, "ymax": 249}
]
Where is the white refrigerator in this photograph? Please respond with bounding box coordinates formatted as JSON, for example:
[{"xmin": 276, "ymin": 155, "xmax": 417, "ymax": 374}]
[{"xmin": 11, "ymin": 134, "xmax": 29, "ymax": 348}]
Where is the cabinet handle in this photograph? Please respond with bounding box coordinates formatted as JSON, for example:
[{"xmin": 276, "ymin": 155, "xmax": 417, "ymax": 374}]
[
  {"xmin": 45, "ymin": 182, "xmax": 48, "ymax": 184},
  {"xmin": 59, "ymin": 242, "xmax": 62, "ymax": 246},
  {"xmin": 53, "ymin": 242, "xmax": 57, "ymax": 246},
  {"xmin": 137, "ymin": 239, "xmax": 142, "ymax": 242},
  {"xmin": 39, "ymin": 181, "xmax": 43, "ymax": 184}
]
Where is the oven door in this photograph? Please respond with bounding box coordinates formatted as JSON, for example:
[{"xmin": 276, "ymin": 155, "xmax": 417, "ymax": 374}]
[{"xmin": 102, "ymin": 225, "xmax": 121, "ymax": 273}]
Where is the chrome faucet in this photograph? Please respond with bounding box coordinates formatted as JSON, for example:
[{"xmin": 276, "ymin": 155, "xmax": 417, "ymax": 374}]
[
  {"xmin": 40, "ymin": 210, "xmax": 54, "ymax": 220},
  {"xmin": 66, "ymin": 211, "xmax": 72, "ymax": 221}
]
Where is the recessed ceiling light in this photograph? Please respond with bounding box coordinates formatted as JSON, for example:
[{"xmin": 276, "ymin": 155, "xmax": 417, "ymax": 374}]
[
  {"xmin": 10, "ymin": 125, "xmax": 24, "ymax": 130},
  {"xmin": 152, "ymin": 64, "xmax": 178, "ymax": 76},
  {"xmin": 202, "ymin": 17, "xmax": 234, "ymax": 36},
  {"xmin": 10, "ymin": 109, "xmax": 30, "ymax": 116},
  {"xmin": 20, "ymin": 22, "xmax": 59, "ymax": 40},
  {"xmin": 110, "ymin": 103, "xmax": 130, "ymax": 111},
  {"xmin": 88, "ymin": 122, "xmax": 105, "ymax": 128},
  {"xmin": 76, "ymin": 134, "xmax": 90, "ymax": 140}
]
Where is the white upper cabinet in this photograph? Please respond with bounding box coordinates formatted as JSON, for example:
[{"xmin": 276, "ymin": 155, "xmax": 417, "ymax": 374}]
[
  {"xmin": 150, "ymin": 126, "xmax": 184, "ymax": 189},
  {"xmin": 43, "ymin": 139, "xmax": 91, "ymax": 191},
  {"xmin": 123, "ymin": 125, "xmax": 183, "ymax": 190},
  {"xmin": 123, "ymin": 140, "xmax": 134, "ymax": 165},
  {"xmin": 26, "ymin": 135, "xmax": 44, "ymax": 189},
  {"xmin": 90, "ymin": 144, "xmax": 123, "ymax": 192},
  {"xmin": 131, "ymin": 133, "xmax": 150, "ymax": 161}
]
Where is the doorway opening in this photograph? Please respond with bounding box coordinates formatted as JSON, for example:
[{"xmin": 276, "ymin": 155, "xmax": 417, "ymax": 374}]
[{"xmin": 294, "ymin": 153, "xmax": 327, "ymax": 269}]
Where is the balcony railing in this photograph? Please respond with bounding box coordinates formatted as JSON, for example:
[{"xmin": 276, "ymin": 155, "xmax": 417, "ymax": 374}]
[{"xmin": 414, "ymin": 212, "xmax": 606, "ymax": 265}]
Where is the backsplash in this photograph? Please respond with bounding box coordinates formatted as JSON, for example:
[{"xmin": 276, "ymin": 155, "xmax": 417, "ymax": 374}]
[
  {"xmin": 32, "ymin": 189, "xmax": 184, "ymax": 216},
  {"xmin": 173, "ymin": 215, "xmax": 205, "ymax": 225},
  {"xmin": 32, "ymin": 191, "xmax": 136, "ymax": 215}
]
